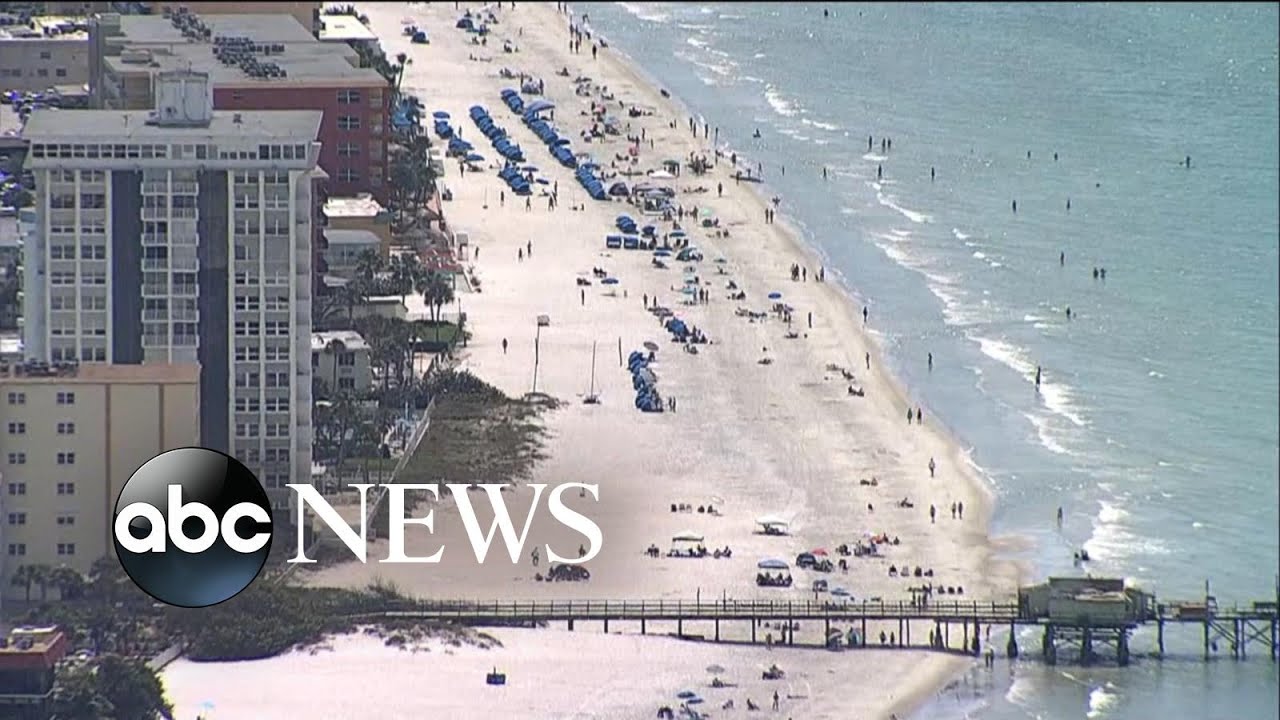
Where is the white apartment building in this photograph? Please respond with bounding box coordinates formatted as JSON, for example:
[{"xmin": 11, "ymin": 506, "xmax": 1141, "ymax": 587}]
[
  {"xmin": 20, "ymin": 70, "xmax": 322, "ymax": 508},
  {"xmin": 311, "ymin": 329, "xmax": 372, "ymax": 395}
]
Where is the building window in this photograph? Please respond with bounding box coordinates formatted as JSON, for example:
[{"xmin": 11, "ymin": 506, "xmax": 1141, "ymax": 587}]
[
  {"xmin": 7, "ymin": 482, "xmax": 26, "ymax": 496},
  {"xmin": 56, "ymin": 391, "xmax": 76, "ymax": 405},
  {"xmin": 57, "ymin": 452, "xmax": 76, "ymax": 466},
  {"xmin": 338, "ymin": 377, "xmax": 355, "ymax": 390},
  {"xmin": 56, "ymin": 67, "xmax": 68, "ymax": 78},
  {"xmin": 57, "ymin": 481, "xmax": 76, "ymax": 495},
  {"xmin": 338, "ymin": 142, "xmax": 360, "ymax": 158},
  {"xmin": 6, "ymin": 391, "xmax": 24, "ymax": 405},
  {"xmin": 6, "ymin": 452, "xmax": 25, "ymax": 465},
  {"xmin": 338, "ymin": 352, "xmax": 356, "ymax": 367},
  {"xmin": 338, "ymin": 168, "xmax": 360, "ymax": 183},
  {"xmin": 337, "ymin": 115, "xmax": 360, "ymax": 131},
  {"xmin": 7, "ymin": 512, "xmax": 26, "ymax": 525},
  {"xmin": 57, "ymin": 543, "xmax": 76, "ymax": 556},
  {"xmin": 57, "ymin": 515, "xmax": 76, "ymax": 526},
  {"xmin": 338, "ymin": 89, "xmax": 361, "ymax": 104},
  {"xmin": 7, "ymin": 422, "xmax": 25, "ymax": 435},
  {"xmin": 57, "ymin": 421, "xmax": 76, "ymax": 435},
  {"xmin": 7, "ymin": 544, "xmax": 26, "ymax": 557}
]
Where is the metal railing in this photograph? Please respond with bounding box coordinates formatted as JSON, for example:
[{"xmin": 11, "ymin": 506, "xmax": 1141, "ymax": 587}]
[{"xmin": 357, "ymin": 598, "xmax": 1023, "ymax": 622}]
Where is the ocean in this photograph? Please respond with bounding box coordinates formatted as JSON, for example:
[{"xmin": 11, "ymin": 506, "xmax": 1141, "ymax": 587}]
[{"xmin": 587, "ymin": 2, "xmax": 1280, "ymax": 719}]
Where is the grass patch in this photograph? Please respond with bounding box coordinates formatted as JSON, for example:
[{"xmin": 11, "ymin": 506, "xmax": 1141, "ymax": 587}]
[{"xmin": 369, "ymin": 370, "xmax": 558, "ymax": 537}]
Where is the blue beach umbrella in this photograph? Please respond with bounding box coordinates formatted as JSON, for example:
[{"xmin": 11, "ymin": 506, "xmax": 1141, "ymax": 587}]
[
  {"xmin": 653, "ymin": 249, "xmax": 672, "ymax": 257},
  {"xmin": 602, "ymin": 277, "xmax": 620, "ymax": 285},
  {"xmin": 433, "ymin": 110, "xmax": 450, "ymax": 119},
  {"xmin": 767, "ymin": 291, "xmax": 782, "ymax": 300},
  {"xmin": 676, "ymin": 691, "xmax": 697, "ymax": 699},
  {"xmin": 686, "ymin": 697, "xmax": 705, "ymax": 705},
  {"xmin": 465, "ymin": 153, "xmax": 485, "ymax": 162}
]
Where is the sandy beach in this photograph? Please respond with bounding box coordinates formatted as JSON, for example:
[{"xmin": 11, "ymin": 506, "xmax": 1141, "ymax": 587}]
[{"xmin": 289, "ymin": 3, "xmax": 1022, "ymax": 717}]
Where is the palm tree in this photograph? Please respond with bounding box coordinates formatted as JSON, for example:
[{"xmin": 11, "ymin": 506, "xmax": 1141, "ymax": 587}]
[
  {"xmin": 9, "ymin": 564, "xmax": 35, "ymax": 602},
  {"xmin": 30, "ymin": 563, "xmax": 52, "ymax": 602},
  {"xmin": 354, "ymin": 248, "xmax": 385, "ymax": 289},
  {"xmin": 393, "ymin": 52, "xmax": 411, "ymax": 100},
  {"xmin": 49, "ymin": 565, "xmax": 86, "ymax": 600},
  {"xmin": 416, "ymin": 270, "xmax": 456, "ymax": 345},
  {"xmin": 324, "ymin": 338, "xmax": 347, "ymax": 391}
]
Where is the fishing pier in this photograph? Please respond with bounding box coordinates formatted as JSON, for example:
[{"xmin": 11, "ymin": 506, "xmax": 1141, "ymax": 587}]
[{"xmin": 358, "ymin": 577, "xmax": 1279, "ymax": 667}]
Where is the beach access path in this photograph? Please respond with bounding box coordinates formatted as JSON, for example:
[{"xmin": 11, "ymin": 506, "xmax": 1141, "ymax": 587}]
[{"xmin": 301, "ymin": 3, "xmax": 1021, "ymax": 718}]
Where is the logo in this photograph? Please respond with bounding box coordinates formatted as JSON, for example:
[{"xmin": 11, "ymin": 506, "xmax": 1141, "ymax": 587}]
[{"xmin": 113, "ymin": 447, "xmax": 274, "ymax": 608}]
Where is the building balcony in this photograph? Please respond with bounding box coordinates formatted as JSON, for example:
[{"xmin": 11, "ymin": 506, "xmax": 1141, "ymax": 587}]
[{"xmin": 142, "ymin": 258, "xmax": 168, "ymax": 270}]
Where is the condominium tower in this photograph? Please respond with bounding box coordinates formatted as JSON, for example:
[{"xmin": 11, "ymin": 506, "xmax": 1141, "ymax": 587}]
[{"xmin": 20, "ymin": 70, "xmax": 321, "ymax": 508}]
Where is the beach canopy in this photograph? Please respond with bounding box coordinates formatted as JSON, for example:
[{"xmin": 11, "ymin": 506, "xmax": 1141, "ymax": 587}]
[
  {"xmin": 767, "ymin": 291, "xmax": 783, "ymax": 300},
  {"xmin": 676, "ymin": 691, "xmax": 697, "ymax": 699},
  {"xmin": 601, "ymin": 277, "xmax": 619, "ymax": 285},
  {"xmin": 465, "ymin": 153, "xmax": 485, "ymax": 162},
  {"xmin": 672, "ymin": 531, "xmax": 703, "ymax": 543},
  {"xmin": 643, "ymin": 341, "xmax": 659, "ymax": 352},
  {"xmin": 811, "ymin": 548, "xmax": 829, "ymax": 556},
  {"xmin": 525, "ymin": 99, "xmax": 556, "ymax": 115},
  {"xmin": 757, "ymin": 558, "xmax": 790, "ymax": 570},
  {"xmin": 705, "ymin": 664, "xmax": 725, "ymax": 674},
  {"xmin": 433, "ymin": 110, "xmax": 450, "ymax": 119}
]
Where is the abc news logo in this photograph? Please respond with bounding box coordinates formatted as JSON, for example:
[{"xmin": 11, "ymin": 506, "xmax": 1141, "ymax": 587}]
[
  {"xmin": 113, "ymin": 447, "xmax": 273, "ymax": 608},
  {"xmin": 114, "ymin": 448, "xmax": 605, "ymax": 608}
]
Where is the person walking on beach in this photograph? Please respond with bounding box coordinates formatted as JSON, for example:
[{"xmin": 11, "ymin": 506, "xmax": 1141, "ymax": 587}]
[
  {"xmin": 518, "ymin": 248, "xmax": 523, "ymax": 262},
  {"xmin": 819, "ymin": 266, "xmax": 825, "ymax": 282},
  {"xmin": 502, "ymin": 338, "xmax": 508, "ymax": 355},
  {"xmin": 823, "ymin": 166, "xmax": 828, "ymax": 180},
  {"xmin": 717, "ymin": 181, "xmax": 723, "ymax": 197},
  {"xmin": 877, "ymin": 164, "xmax": 883, "ymax": 180},
  {"xmin": 928, "ymin": 457, "xmax": 936, "ymax": 477},
  {"xmin": 527, "ymin": 240, "xmax": 532, "ymax": 257},
  {"xmin": 916, "ymin": 407, "xmax": 923, "ymax": 424},
  {"xmin": 862, "ymin": 306, "xmax": 868, "ymax": 324},
  {"xmin": 958, "ymin": 501, "xmax": 964, "ymax": 519},
  {"xmin": 802, "ymin": 267, "xmax": 807, "ymax": 282},
  {"xmin": 928, "ymin": 352, "xmax": 933, "ymax": 372},
  {"xmin": 1035, "ymin": 365, "xmax": 1042, "ymax": 390},
  {"xmin": 930, "ymin": 504, "xmax": 937, "ymax": 523},
  {"xmin": 1011, "ymin": 199, "xmax": 1017, "ymax": 213},
  {"xmin": 1057, "ymin": 506, "xmax": 1064, "ymax": 527},
  {"xmin": 773, "ymin": 691, "xmax": 780, "ymax": 711},
  {"xmin": 581, "ymin": 288, "xmax": 585, "ymax": 306},
  {"xmin": 907, "ymin": 407, "xmax": 913, "ymax": 425},
  {"xmin": 807, "ymin": 312, "xmax": 813, "ymax": 329},
  {"xmin": 525, "ymin": 196, "xmax": 532, "ymax": 211},
  {"xmin": 500, "ymin": 190, "xmax": 505, "ymax": 207}
]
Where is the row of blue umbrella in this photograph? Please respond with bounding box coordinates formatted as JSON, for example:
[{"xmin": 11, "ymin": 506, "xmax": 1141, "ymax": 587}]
[
  {"xmin": 497, "ymin": 163, "xmax": 533, "ymax": 196},
  {"xmin": 469, "ymin": 105, "xmax": 526, "ymax": 164},
  {"xmin": 433, "ymin": 109, "xmax": 454, "ymax": 139},
  {"xmin": 502, "ymin": 89, "xmax": 581, "ymax": 171},
  {"xmin": 627, "ymin": 351, "xmax": 663, "ymax": 412},
  {"xmin": 575, "ymin": 162, "xmax": 608, "ymax": 201}
]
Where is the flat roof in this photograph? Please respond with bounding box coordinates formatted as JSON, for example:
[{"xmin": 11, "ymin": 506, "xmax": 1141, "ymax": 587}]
[
  {"xmin": 324, "ymin": 228, "xmax": 381, "ymax": 246},
  {"xmin": 104, "ymin": 14, "xmax": 382, "ymax": 87},
  {"xmin": 22, "ymin": 107, "xmax": 323, "ymax": 142},
  {"xmin": 312, "ymin": 330, "xmax": 368, "ymax": 352},
  {"xmin": 0, "ymin": 361, "xmax": 200, "ymax": 384},
  {"xmin": 324, "ymin": 194, "xmax": 386, "ymax": 218},
  {"xmin": 0, "ymin": 627, "xmax": 67, "ymax": 671},
  {"xmin": 0, "ymin": 16, "xmax": 88, "ymax": 41},
  {"xmin": 318, "ymin": 15, "xmax": 378, "ymax": 43}
]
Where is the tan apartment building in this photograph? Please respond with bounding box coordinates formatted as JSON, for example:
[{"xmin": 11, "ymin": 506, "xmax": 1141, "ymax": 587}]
[
  {"xmin": 0, "ymin": 361, "xmax": 199, "ymax": 597},
  {"xmin": 0, "ymin": 16, "xmax": 89, "ymax": 93}
]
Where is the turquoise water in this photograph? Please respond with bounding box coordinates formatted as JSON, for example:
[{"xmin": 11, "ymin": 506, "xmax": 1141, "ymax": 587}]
[{"xmin": 587, "ymin": 3, "xmax": 1280, "ymax": 718}]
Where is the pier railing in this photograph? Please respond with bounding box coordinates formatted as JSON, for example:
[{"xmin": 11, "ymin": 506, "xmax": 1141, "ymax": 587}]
[{"xmin": 357, "ymin": 597, "xmax": 1022, "ymax": 622}]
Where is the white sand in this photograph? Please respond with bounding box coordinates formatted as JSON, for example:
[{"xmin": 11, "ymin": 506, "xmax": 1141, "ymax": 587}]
[{"xmin": 284, "ymin": 3, "xmax": 1022, "ymax": 718}]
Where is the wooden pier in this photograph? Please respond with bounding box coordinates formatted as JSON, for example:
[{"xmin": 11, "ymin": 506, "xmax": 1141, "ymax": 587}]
[{"xmin": 353, "ymin": 578, "xmax": 1278, "ymax": 667}]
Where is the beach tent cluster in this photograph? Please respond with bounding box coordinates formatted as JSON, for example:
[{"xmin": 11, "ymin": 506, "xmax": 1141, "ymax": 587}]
[
  {"xmin": 469, "ymin": 105, "xmax": 526, "ymax": 164},
  {"xmin": 664, "ymin": 316, "xmax": 695, "ymax": 343},
  {"xmin": 502, "ymin": 90, "xmax": 580, "ymax": 170},
  {"xmin": 496, "ymin": 164, "xmax": 533, "ymax": 196},
  {"xmin": 627, "ymin": 351, "xmax": 663, "ymax": 412},
  {"xmin": 454, "ymin": 13, "xmax": 490, "ymax": 35},
  {"xmin": 433, "ymin": 110, "xmax": 455, "ymax": 140}
]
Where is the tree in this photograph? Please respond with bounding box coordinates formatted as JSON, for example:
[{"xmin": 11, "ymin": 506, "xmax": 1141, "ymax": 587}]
[
  {"xmin": 49, "ymin": 565, "xmax": 86, "ymax": 601},
  {"xmin": 52, "ymin": 655, "xmax": 173, "ymax": 720},
  {"xmin": 323, "ymin": 337, "xmax": 347, "ymax": 390},
  {"xmin": 416, "ymin": 270, "xmax": 456, "ymax": 344},
  {"xmin": 28, "ymin": 564, "xmax": 52, "ymax": 602},
  {"xmin": 9, "ymin": 564, "xmax": 35, "ymax": 602}
]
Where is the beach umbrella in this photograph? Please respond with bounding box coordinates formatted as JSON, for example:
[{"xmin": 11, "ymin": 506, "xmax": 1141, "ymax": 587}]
[
  {"xmin": 686, "ymin": 697, "xmax": 705, "ymax": 705},
  {"xmin": 643, "ymin": 341, "xmax": 659, "ymax": 352},
  {"xmin": 757, "ymin": 558, "xmax": 789, "ymax": 570},
  {"xmin": 705, "ymin": 664, "xmax": 725, "ymax": 674},
  {"xmin": 672, "ymin": 531, "xmax": 703, "ymax": 543},
  {"xmin": 682, "ymin": 286, "xmax": 697, "ymax": 295},
  {"xmin": 669, "ymin": 230, "xmax": 687, "ymax": 238},
  {"xmin": 768, "ymin": 291, "xmax": 782, "ymax": 300},
  {"xmin": 676, "ymin": 690, "xmax": 697, "ymax": 699},
  {"xmin": 601, "ymin": 277, "xmax": 619, "ymax": 285},
  {"xmin": 465, "ymin": 153, "xmax": 485, "ymax": 162},
  {"xmin": 831, "ymin": 587, "xmax": 851, "ymax": 597},
  {"xmin": 433, "ymin": 111, "xmax": 450, "ymax": 119},
  {"xmin": 756, "ymin": 515, "xmax": 788, "ymax": 527},
  {"xmin": 811, "ymin": 548, "xmax": 829, "ymax": 556},
  {"xmin": 653, "ymin": 249, "xmax": 672, "ymax": 257},
  {"xmin": 522, "ymin": 165, "xmax": 540, "ymax": 172}
]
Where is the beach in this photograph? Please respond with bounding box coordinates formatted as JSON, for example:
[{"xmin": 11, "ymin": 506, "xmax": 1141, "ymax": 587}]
[{"xmin": 177, "ymin": 3, "xmax": 1024, "ymax": 718}]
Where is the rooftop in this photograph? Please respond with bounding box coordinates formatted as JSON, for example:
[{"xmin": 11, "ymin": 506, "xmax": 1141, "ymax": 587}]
[
  {"xmin": 0, "ymin": 360, "xmax": 200, "ymax": 384},
  {"xmin": 317, "ymin": 14, "xmax": 377, "ymax": 43},
  {"xmin": 312, "ymin": 330, "xmax": 368, "ymax": 352},
  {"xmin": 101, "ymin": 13, "xmax": 383, "ymax": 87},
  {"xmin": 0, "ymin": 627, "xmax": 68, "ymax": 671},
  {"xmin": 324, "ymin": 193, "xmax": 387, "ymax": 219},
  {"xmin": 0, "ymin": 15, "xmax": 88, "ymax": 41},
  {"xmin": 22, "ymin": 106, "xmax": 323, "ymax": 142},
  {"xmin": 324, "ymin": 227, "xmax": 381, "ymax": 246}
]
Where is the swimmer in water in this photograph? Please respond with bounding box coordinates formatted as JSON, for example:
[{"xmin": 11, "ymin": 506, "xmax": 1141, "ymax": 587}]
[
  {"xmin": 1035, "ymin": 365, "xmax": 1042, "ymax": 389},
  {"xmin": 753, "ymin": 128, "xmax": 761, "ymax": 138},
  {"xmin": 1012, "ymin": 199, "xmax": 1017, "ymax": 213},
  {"xmin": 1066, "ymin": 306, "xmax": 1072, "ymax": 320}
]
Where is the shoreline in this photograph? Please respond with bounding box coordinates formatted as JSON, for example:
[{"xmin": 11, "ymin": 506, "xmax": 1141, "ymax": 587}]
[{"xmin": 284, "ymin": 3, "xmax": 1023, "ymax": 719}]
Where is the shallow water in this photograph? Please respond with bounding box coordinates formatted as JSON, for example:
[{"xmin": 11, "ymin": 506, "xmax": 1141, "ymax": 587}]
[{"xmin": 589, "ymin": 3, "xmax": 1280, "ymax": 719}]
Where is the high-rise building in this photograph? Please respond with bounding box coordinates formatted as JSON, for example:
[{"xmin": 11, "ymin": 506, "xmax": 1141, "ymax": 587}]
[
  {"xmin": 0, "ymin": 361, "xmax": 199, "ymax": 594},
  {"xmin": 19, "ymin": 70, "xmax": 322, "ymax": 509}
]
